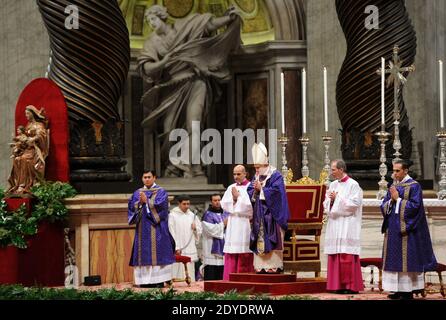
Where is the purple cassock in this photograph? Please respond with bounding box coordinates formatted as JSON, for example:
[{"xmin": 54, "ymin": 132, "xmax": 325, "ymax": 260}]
[
  {"xmin": 247, "ymin": 169, "xmax": 290, "ymax": 255},
  {"xmin": 380, "ymin": 178, "xmax": 437, "ymax": 273},
  {"xmin": 202, "ymin": 206, "xmax": 230, "ymax": 255},
  {"xmin": 128, "ymin": 185, "xmax": 175, "ymax": 267}
]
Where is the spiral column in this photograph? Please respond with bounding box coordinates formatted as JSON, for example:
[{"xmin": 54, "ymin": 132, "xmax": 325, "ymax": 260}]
[
  {"xmin": 335, "ymin": 0, "xmax": 416, "ymax": 183},
  {"xmin": 37, "ymin": 0, "xmax": 131, "ymax": 182}
]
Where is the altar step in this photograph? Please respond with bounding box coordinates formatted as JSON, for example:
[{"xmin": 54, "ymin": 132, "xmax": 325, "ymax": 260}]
[{"xmin": 204, "ymin": 273, "xmax": 327, "ymax": 296}]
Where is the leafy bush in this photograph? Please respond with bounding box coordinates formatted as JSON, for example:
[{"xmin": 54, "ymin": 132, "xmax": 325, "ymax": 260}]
[
  {"xmin": 0, "ymin": 182, "xmax": 77, "ymax": 248},
  {"xmin": 31, "ymin": 181, "xmax": 77, "ymax": 223},
  {"xmin": 0, "ymin": 202, "xmax": 37, "ymax": 248}
]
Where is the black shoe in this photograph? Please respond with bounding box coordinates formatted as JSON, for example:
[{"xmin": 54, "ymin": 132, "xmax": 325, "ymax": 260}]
[
  {"xmin": 412, "ymin": 289, "xmax": 423, "ymax": 296},
  {"xmin": 400, "ymin": 292, "xmax": 413, "ymax": 300},
  {"xmin": 335, "ymin": 289, "xmax": 348, "ymax": 294},
  {"xmin": 345, "ymin": 290, "xmax": 359, "ymax": 294},
  {"xmin": 139, "ymin": 283, "xmax": 164, "ymax": 288},
  {"xmin": 387, "ymin": 292, "xmax": 401, "ymax": 300}
]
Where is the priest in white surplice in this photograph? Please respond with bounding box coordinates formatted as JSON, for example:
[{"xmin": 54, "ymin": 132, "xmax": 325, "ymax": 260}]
[
  {"xmin": 221, "ymin": 165, "xmax": 254, "ymax": 280},
  {"xmin": 323, "ymin": 159, "xmax": 364, "ymax": 294},
  {"xmin": 168, "ymin": 195, "xmax": 202, "ymax": 282}
]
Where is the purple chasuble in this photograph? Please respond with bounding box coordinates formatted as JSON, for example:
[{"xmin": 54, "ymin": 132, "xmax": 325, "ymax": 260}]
[
  {"xmin": 202, "ymin": 206, "xmax": 229, "ymax": 255},
  {"xmin": 247, "ymin": 169, "xmax": 290, "ymax": 254},
  {"xmin": 128, "ymin": 185, "xmax": 175, "ymax": 266},
  {"xmin": 380, "ymin": 178, "xmax": 437, "ymax": 272}
]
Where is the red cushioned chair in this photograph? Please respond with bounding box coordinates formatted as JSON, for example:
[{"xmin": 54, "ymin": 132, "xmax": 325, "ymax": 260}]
[
  {"xmin": 284, "ymin": 173, "xmax": 327, "ymax": 277},
  {"xmin": 173, "ymin": 255, "xmax": 192, "ymax": 286},
  {"xmin": 360, "ymin": 257, "xmax": 383, "ymax": 292}
]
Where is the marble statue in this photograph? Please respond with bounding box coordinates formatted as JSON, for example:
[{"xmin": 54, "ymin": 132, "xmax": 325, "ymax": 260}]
[{"xmin": 137, "ymin": 4, "xmax": 241, "ymax": 178}]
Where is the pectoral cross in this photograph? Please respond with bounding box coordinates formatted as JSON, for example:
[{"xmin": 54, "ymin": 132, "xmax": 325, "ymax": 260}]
[{"xmin": 377, "ymin": 45, "xmax": 415, "ymax": 162}]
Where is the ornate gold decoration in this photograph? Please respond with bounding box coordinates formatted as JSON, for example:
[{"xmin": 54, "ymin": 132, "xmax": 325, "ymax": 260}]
[
  {"xmin": 286, "ymin": 168, "xmax": 329, "ymax": 186},
  {"xmin": 163, "ymin": 0, "xmax": 195, "ymax": 18},
  {"xmin": 286, "ymin": 189, "xmax": 317, "ymax": 219},
  {"xmin": 283, "ymin": 246, "xmax": 292, "ymax": 259},
  {"xmin": 297, "ymin": 247, "xmax": 318, "ymax": 258},
  {"xmin": 318, "ymin": 170, "xmax": 328, "ymax": 185},
  {"xmin": 91, "ymin": 122, "xmax": 103, "ymax": 144},
  {"xmin": 151, "ymin": 225, "xmax": 157, "ymax": 265},
  {"xmin": 285, "ymin": 168, "xmax": 294, "ymax": 185}
]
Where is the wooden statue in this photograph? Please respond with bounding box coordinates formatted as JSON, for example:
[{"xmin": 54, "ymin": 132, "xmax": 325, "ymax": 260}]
[{"xmin": 7, "ymin": 105, "xmax": 49, "ymax": 195}]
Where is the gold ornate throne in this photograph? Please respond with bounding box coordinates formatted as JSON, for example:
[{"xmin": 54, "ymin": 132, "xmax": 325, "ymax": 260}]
[{"xmin": 284, "ymin": 170, "xmax": 327, "ymax": 277}]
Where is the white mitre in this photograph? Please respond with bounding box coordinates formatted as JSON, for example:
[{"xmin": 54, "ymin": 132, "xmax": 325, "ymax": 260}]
[{"xmin": 251, "ymin": 142, "xmax": 269, "ymax": 165}]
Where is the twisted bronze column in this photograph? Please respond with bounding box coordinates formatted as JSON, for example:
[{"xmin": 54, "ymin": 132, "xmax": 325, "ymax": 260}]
[
  {"xmin": 335, "ymin": 0, "xmax": 416, "ymax": 166},
  {"xmin": 37, "ymin": 0, "xmax": 131, "ymax": 181}
]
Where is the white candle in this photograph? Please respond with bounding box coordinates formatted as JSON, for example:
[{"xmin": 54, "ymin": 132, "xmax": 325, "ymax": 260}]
[
  {"xmin": 440, "ymin": 60, "xmax": 444, "ymax": 128},
  {"xmin": 323, "ymin": 67, "xmax": 328, "ymax": 132},
  {"xmin": 281, "ymin": 72, "xmax": 285, "ymax": 135},
  {"xmin": 381, "ymin": 57, "xmax": 385, "ymax": 127},
  {"xmin": 302, "ymin": 68, "xmax": 306, "ymax": 134}
]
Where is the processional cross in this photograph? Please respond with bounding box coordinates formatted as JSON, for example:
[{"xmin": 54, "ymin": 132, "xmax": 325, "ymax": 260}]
[{"xmin": 377, "ymin": 45, "xmax": 415, "ymax": 162}]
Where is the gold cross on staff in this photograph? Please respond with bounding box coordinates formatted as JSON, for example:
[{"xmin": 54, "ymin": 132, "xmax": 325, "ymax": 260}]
[
  {"xmin": 385, "ymin": 45, "xmax": 415, "ymax": 89},
  {"xmin": 376, "ymin": 45, "xmax": 415, "ymax": 93}
]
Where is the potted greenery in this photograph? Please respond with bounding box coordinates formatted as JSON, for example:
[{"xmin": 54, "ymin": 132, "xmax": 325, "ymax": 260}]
[{"xmin": 0, "ymin": 182, "xmax": 76, "ymax": 285}]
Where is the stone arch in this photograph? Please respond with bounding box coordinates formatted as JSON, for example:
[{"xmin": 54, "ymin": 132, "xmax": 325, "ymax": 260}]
[{"xmin": 265, "ymin": 0, "xmax": 306, "ymax": 40}]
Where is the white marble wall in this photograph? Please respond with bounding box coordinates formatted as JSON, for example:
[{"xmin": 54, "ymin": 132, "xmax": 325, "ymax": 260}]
[{"xmin": 0, "ymin": 0, "xmax": 50, "ymax": 188}]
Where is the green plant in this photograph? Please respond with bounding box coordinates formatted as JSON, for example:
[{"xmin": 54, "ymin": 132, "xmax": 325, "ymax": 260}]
[
  {"xmin": 0, "ymin": 284, "xmax": 320, "ymax": 300},
  {"xmin": 0, "ymin": 202, "xmax": 37, "ymax": 248},
  {"xmin": 31, "ymin": 181, "xmax": 77, "ymax": 222},
  {"xmin": 0, "ymin": 182, "xmax": 77, "ymax": 248}
]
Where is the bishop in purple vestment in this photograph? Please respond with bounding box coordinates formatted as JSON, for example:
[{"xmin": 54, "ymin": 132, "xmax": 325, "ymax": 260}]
[{"xmin": 247, "ymin": 143, "xmax": 290, "ymax": 273}]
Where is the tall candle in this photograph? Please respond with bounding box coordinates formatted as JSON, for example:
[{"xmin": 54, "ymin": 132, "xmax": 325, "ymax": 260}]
[
  {"xmin": 440, "ymin": 60, "xmax": 444, "ymax": 128},
  {"xmin": 281, "ymin": 72, "xmax": 285, "ymax": 135},
  {"xmin": 302, "ymin": 68, "xmax": 306, "ymax": 134},
  {"xmin": 381, "ymin": 57, "xmax": 385, "ymax": 128},
  {"xmin": 323, "ymin": 67, "xmax": 328, "ymax": 132}
]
